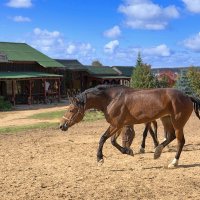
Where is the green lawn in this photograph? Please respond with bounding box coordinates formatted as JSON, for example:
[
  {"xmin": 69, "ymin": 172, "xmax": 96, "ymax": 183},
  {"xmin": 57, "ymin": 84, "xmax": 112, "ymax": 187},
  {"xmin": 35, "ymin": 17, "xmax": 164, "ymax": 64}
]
[
  {"xmin": 28, "ymin": 110, "xmax": 65, "ymax": 120},
  {"xmin": 0, "ymin": 122, "xmax": 58, "ymax": 134},
  {"xmin": 28, "ymin": 110, "xmax": 104, "ymax": 122},
  {"xmin": 0, "ymin": 110, "xmax": 105, "ymax": 134}
]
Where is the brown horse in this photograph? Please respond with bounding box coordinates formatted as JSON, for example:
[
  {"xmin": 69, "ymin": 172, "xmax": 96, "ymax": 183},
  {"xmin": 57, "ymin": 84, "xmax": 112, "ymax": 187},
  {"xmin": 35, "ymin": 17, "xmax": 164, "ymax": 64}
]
[
  {"xmin": 59, "ymin": 85, "xmax": 200, "ymax": 168},
  {"xmin": 111, "ymin": 121, "xmax": 159, "ymax": 154}
]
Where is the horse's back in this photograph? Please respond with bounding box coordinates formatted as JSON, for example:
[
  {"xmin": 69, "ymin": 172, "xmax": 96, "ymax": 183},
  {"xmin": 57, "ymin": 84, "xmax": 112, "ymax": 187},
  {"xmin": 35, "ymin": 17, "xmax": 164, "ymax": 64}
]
[{"xmin": 122, "ymin": 88, "xmax": 193, "ymax": 124}]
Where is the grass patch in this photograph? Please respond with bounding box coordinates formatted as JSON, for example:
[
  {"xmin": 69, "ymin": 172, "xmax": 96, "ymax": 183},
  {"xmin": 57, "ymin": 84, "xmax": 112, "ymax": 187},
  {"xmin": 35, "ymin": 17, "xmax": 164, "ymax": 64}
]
[
  {"xmin": 28, "ymin": 110, "xmax": 65, "ymax": 120},
  {"xmin": 0, "ymin": 110, "xmax": 105, "ymax": 134},
  {"xmin": 29, "ymin": 110, "xmax": 105, "ymax": 122},
  {"xmin": 0, "ymin": 122, "xmax": 58, "ymax": 134},
  {"xmin": 83, "ymin": 111, "xmax": 104, "ymax": 121}
]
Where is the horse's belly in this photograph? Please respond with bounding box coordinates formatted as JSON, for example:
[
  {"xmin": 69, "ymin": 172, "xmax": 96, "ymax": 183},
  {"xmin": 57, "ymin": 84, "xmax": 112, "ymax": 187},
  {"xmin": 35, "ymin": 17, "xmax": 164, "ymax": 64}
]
[{"xmin": 128, "ymin": 109, "xmax": 168, "ymax": 124}]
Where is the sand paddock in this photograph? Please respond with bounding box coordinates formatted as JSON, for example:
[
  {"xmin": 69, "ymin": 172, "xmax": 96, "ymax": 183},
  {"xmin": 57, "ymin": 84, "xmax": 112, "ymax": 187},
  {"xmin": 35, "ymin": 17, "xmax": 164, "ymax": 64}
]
[{"xmin": 0, "ymin": 110, "xmax": 200, "ymax": 200}]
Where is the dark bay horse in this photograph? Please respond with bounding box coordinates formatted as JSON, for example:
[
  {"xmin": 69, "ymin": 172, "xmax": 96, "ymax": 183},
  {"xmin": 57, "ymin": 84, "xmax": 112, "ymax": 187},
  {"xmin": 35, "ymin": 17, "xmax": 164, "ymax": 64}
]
[{"xmin": 59, "ymin": 85, "xmax": 200, "ymax": 168}]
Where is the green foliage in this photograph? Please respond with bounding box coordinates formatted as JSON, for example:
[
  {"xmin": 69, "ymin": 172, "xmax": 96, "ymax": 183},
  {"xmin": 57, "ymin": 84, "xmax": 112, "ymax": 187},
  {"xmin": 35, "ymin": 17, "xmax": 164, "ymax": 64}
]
[
  {"xmin": 187, "ymin": 67, "xmax": 200, "ymax": 96},
  {"xmin": 158, "ymin": 75, "xmax": 171, "ymax": 88},
  {"xmin": 0, "ymin": 96, "xmax": 12, "ymax": 111},
  {"xmin": 136, "ymin": 52, "xmax": 143, "ymax": 67},
  {"xmin": 131, "ymin": 52, "xmax": 158, "ymax": 89},
  {"xmin": 92, "ymin": 60, "xmax": 103, "ymax": 67},
  {"xmin": 175, "ymin": 69, "xmax": 193, "ymax": 95}
]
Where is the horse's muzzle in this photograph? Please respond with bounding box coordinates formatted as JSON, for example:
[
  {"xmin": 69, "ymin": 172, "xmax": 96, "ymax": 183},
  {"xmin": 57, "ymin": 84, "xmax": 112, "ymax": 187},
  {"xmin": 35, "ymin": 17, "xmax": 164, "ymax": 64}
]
[{"xmin": 59, "ymin": 123, "xmax": 68, "ymax": 131}]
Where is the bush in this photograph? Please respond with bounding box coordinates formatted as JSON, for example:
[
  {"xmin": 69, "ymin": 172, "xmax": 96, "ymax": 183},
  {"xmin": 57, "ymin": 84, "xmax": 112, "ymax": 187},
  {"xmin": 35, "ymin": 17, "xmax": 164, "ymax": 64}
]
[{"xmin": 0, "ymin": 96, "xmax": 12, "ymax": 111}]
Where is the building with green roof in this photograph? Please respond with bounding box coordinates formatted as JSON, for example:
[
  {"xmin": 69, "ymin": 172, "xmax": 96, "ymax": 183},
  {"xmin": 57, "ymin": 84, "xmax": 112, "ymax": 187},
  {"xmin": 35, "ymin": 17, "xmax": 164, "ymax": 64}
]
[
  {"xmin": 85, "ymin": 65, "xmax": 130, "ymax": 87},
  {"xmin": 55, "ymin": 59, "xmax": 89, "ymax": 94},
  {"xmin": 0, "ymin": 42, "xmax": 64, "ymax": 105}
]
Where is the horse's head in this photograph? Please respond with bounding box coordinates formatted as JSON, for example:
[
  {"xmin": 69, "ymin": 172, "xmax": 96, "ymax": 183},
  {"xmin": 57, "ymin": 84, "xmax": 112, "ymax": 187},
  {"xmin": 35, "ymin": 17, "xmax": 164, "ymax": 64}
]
[{"xmin": 59, "ymin": 100, "xmax": 85, "ymax": 131}]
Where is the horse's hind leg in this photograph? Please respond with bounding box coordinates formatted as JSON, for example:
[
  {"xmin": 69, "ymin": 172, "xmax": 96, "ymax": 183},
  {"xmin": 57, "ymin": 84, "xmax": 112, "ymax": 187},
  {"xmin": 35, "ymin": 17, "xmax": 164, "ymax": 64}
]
[
  {"xmin": 140, "ymin": 122, "xmax": 159, "ymax": 153},
  {"xmin": 154, "ymin": 116, "xmax": 176, "ymax": 159},
  {"xmin": 149, "ymin": 125, "xmax": 159, "ymax": 148},
  {"xmin": 168, "ymin": 129, "xmax": 185, "ymax": 168},
  {"xmin": 111, "ymin": 125, "xmax": 134, "ymax": 156},
  {"xmin": 154, "ymin": 130, "xmax": 176, "ymax": 159},
  {"xmin": 122, "ymin": 125, "xmax": 135, "ymax": 148}
]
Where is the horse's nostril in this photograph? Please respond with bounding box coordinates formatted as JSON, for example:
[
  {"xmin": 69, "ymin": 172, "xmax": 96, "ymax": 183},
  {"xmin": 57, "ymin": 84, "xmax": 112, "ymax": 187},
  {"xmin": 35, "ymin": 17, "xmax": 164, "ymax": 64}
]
[{"xmin": 59, "ymin": 125, "xmax": 63, "ymax": 129}]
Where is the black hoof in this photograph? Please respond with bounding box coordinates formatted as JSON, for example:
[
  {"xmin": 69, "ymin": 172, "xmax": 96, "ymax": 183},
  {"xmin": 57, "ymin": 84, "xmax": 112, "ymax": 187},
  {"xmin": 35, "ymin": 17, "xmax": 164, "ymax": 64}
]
[
  {"xmin": 154, "ymin": 145, "xmax": 164, "ymax": 159},
  {"xmin": 125, "ymin": 148, "xmax": 134, "ymax": 156}
]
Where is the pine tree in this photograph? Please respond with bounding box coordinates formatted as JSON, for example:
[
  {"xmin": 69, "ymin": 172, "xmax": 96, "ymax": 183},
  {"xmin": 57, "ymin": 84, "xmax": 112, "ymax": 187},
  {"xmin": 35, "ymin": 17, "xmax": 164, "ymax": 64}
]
[
  {"xmin": 175, "ymin": 69, "xmax": 193, "ymax": 95},
  {"xmin": 131, "ymin": 52, "xmax": 158, "ymax": 89},
  {"xmin": 187, "ymin": 67, "xmax": 200, "ymax": 96},
  {"xmin": 136, "ymin": 51, "xmax": 143, "ymax": 67}
]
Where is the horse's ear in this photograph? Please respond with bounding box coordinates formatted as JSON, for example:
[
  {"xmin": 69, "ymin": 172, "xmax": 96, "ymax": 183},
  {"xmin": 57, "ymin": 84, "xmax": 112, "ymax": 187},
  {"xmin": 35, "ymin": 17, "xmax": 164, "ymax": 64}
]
[
  {"xmin": 68, "ymin": 96, "xmax": 79, "ymax": 106},
  {"xmin": 68, "ymin": 97, "xmax": 74, "ymax": 104},
  {"xmin": 67, "ymin": 92, "xmax": 74, "ymax": 104}
]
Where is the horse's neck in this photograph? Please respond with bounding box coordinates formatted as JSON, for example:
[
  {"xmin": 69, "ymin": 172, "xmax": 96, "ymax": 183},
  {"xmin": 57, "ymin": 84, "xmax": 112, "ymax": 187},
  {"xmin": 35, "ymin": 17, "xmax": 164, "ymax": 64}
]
[{"xmin": 85, "ymin": 95, "xmax": 108, "ymax": 111}]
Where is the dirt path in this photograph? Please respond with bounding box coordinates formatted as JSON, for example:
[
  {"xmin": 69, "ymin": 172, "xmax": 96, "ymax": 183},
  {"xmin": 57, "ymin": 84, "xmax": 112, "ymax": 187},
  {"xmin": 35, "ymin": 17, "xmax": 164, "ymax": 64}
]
[
  {"xmin": 0, "ymin": 112, "xmax": 200, "ymax": 200},
  {"xmin": 0, "ymin": 105, "xmax": 68, "ymax": 127}
]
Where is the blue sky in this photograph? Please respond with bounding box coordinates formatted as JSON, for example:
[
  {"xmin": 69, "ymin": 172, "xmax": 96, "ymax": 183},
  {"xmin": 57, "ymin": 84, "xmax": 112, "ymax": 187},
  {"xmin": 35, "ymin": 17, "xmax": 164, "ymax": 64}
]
[{"xmin": 1, "ymin": 0, "xmax": 200, "ymax": 68}]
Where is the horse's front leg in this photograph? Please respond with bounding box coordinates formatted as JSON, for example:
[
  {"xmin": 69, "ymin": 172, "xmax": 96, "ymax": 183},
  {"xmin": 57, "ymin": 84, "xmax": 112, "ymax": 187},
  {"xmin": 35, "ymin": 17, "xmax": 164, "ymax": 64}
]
[
  {"xmin": 97, "ymin": 125, "xmax": 120, "ymax": 163},
  {"xmin": 110, "ymin": 125, "xmax": 134, "ymax": 156},
  {"xmin": 140, "ymin": 124, "xmax": 149, "ymax": 153}
]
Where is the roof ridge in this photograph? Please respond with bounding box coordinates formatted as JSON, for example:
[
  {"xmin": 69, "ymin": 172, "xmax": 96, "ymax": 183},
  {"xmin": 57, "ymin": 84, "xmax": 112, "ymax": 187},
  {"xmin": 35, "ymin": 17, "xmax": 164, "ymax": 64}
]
[{"xmin": 0, "ymin": 41, "xmax": 27, "ymax": 45}]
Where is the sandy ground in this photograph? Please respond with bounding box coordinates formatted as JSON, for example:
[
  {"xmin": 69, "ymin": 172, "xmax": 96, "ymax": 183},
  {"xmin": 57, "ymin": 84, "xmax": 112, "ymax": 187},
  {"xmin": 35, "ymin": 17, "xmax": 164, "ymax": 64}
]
[{"xmin": 0, "ymin": 108, "xmax": 200, "ymax": 200}]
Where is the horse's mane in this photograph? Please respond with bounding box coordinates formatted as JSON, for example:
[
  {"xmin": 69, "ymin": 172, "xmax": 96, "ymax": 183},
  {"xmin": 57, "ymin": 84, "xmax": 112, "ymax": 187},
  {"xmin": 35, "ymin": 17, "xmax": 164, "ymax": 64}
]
[
  {"xmin": 74, "ymin": 84, "xmax": 127, "ymax": 106},
  {"xmin": 84, "ymin": 84, "xmax": 126, "ymax": 94}
]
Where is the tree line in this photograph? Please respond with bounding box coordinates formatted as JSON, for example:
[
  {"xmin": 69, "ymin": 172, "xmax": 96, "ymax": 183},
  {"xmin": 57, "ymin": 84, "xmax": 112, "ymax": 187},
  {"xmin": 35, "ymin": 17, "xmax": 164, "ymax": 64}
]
[{"xmin": 130, "ymin": 52, "xmax": 200, "ymax": 97}]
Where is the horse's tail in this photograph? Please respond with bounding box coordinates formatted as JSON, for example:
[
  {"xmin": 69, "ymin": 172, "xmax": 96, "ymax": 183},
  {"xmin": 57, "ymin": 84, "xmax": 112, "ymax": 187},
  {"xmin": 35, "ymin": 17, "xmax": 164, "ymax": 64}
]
[{"xmin": 190, "ymin": 96, "xmax": 200, "ymax": 119}]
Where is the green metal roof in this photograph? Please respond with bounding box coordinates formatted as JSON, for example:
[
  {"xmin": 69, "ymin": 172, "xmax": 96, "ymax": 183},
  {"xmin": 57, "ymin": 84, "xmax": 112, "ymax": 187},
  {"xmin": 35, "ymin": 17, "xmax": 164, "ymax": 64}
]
[
  {"xmin": 91, "ymin": 75, "xmax": 130, "ymax": 79},
  {"xmin": 0, "ymin": 42, "xmax": 64, "ymax": 68},
  {"xmin": 55, "ymin": 59, "xmax": 88, "ymax": 71},
  {"xmin": 86, "ymin": 65, "xmax": 119, "ymax": 75},
  {"xmin": 112, "ymin": 66, "xmax": 134, "ymax": 77},
  {"xmin": 0, "ymin": 72, "xmax": 62, "ymax": 79}
]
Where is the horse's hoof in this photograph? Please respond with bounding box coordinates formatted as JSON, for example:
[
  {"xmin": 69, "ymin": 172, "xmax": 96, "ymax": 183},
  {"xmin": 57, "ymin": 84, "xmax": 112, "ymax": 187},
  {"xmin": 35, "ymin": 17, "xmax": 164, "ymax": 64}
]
[
  {"xmin": 168, "ymin": 158, "xmax": 178, "ymax": 168},
  {"xmin": 154, "ymin": 145, "xmax": 164, "ymax": 159},
  {"xmin": 128, "ymin": 148, "xmax": 134, "ymax": 156},
  {"xmin": 125, "ymin": 148, "xmax": 134, "ymax": 156},
  {"xmin": 97, "ymin": 159, "xmax": 104, "ymax": 166},
  {"xmin": 168, "ymin": 163, "xmax": 178, "ymax": 169},
  {"xmin": 139, "ymin": 147, "xmax": 145, "ymax": 154}
]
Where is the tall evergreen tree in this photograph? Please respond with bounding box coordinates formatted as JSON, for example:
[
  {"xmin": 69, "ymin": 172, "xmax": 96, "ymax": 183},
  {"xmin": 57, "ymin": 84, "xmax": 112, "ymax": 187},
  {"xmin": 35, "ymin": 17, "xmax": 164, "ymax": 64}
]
[
  {"xmin": 187, "ymin": 67, "xmax": 200, "ymax": 96},
  {"xmin": 175, "ymin": 69, "xmax": 193, "ymax": 95},
  {"xmin": 136, "ymin": 51, "xmax": 143, "ymax": 67},
  {"xmin": 131, "ymin": 52, "xmax": 158, "ymax": 89}
]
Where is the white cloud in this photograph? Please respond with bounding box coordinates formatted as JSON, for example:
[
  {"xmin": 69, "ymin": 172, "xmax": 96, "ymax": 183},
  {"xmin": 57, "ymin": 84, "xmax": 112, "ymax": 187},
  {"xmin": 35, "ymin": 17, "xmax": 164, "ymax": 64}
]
[
  {"xmin": 183, "ymin": 32, "xmax": 200, "ymax": 52},
  {"xmin": 6, "ymin": 0, "xmax": 32, "ymax": 8},
  {"xmin": 104, "ymin": 40, "xmax": 119, "ymax": 53},
  {"xmin": 103, "ymin": 26, "xmax": 121, "ymax": 38},
  {"xmin": 118, "ymin": 0, "xmax": 179, "ymax": 30},
  {"xmin": 28, "ymin": 28, "xmax": 96, "ymax": 62},
  {"xmin": 12, "ymin": 16, "xmax": 31, "ymax": 22},
  {"xmin": 143, "ymin": 44, "xmax": 171, "ymax": 57},
  {"xmin": 66, "ymin": 44, "xmax": 76, "ymax": 54},
  {"xmin": 182, "ymin": 0, "xmax": 200, "ymax": 13}
]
